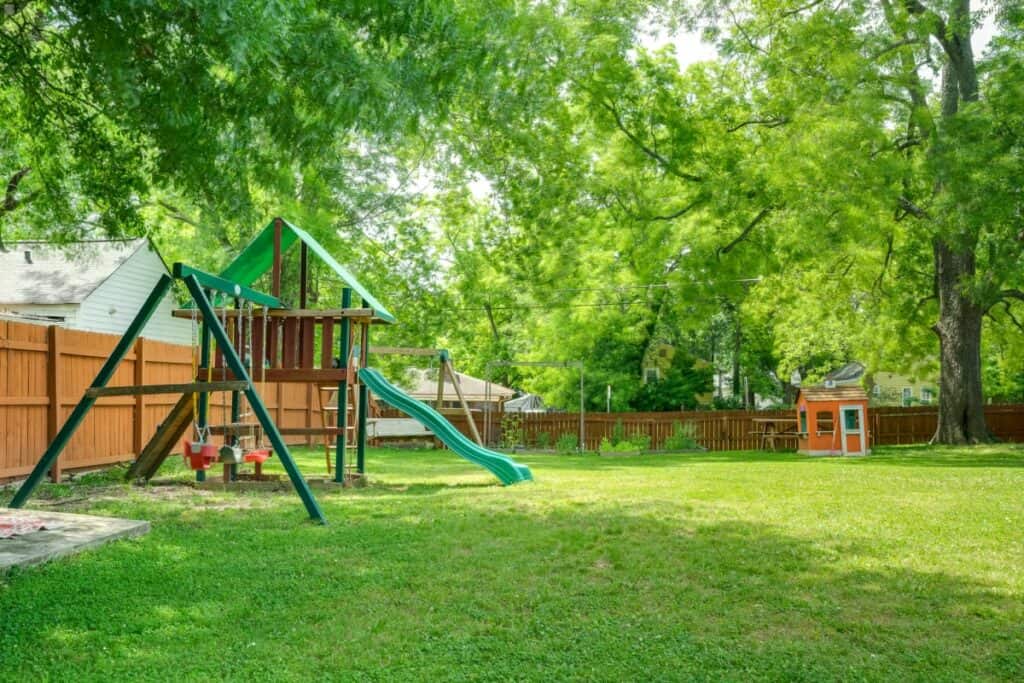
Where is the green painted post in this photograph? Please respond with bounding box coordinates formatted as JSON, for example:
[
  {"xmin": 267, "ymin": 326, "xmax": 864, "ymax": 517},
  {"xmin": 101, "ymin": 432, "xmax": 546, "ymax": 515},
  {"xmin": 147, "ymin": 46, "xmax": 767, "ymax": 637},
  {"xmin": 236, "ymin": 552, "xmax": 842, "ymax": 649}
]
[
  {"xmin": 196, "ymin": 290, "xmax": 212, "ymax": 483},
  {"xmin": 357, "ymin": 301, "xmax": 369, "ymax": 474},
  {"xmin": 335, "ymin": 288, "xmax": 351, "ymax": 482},
  {"xmin": 183, "ymin": 276, "xmax": 327, "ymax": 524},
  {"xmin": 10, "ymin": 276, "xmax": 174, "ymax": 508},
  {"xmin": 229, "ymin": 296, "xmax": 242, "ymax": 481}
]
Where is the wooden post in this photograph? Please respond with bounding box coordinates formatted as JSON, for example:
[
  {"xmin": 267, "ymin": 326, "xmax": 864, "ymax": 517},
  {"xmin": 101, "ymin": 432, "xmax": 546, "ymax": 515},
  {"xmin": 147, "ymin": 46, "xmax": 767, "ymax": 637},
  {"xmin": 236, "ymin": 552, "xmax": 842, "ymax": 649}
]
[
  {"xmin": 133, "ymin": 337, "xmax": 146, "ymax": 457},
  {"xmin": 46, "ymin": 325, "xmax": 62, "ymax": 482},
  {"xmin": 435, "ymin": 356, "xmax": 445, "ymax": 411},
  {"xmin": 272, "ymin": 217, "xmax": 283, "ymax": 299},
  {"xmin": 443, "ymin": 354, "xmax": 482, "ymax": 445},
  {"xmin": 305, "ymin": 382, "xmax": 313, "ymax": 446},
  {"xmin": 277, "ymin": 382, "xmax": 284, "ymax": 438},
  {"xmin": 299, "ymin": 242, "xmax": 308, "ymax": 308}
]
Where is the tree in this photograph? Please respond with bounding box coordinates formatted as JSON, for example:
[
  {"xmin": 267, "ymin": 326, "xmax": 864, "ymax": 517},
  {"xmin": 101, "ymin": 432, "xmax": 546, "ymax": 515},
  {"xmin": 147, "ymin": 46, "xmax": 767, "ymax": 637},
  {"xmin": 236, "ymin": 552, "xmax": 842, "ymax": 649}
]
[
  {"xmin": 687, "ymin": 0, "xmax": 1023, "ymax": 442},
  {"xmin": 0, "ymin": 1, "xmax": 511, "ymax": 243}
]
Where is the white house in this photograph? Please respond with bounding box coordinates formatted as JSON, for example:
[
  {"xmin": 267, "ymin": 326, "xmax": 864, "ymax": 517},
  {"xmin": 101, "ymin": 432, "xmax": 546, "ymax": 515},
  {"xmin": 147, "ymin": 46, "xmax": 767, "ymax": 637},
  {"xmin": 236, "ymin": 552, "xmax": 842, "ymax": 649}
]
[{"xmin": 0, "ymin": 239, "xmax": 191, "ymax": 345}]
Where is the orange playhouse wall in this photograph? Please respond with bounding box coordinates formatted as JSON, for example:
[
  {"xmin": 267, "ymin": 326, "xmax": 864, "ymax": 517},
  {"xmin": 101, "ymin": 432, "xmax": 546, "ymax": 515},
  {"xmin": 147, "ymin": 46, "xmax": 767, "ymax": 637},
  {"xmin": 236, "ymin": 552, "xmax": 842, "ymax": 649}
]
[{"xmin": 796, "ymin": 398, "xmax": 870, "ymax": 455}]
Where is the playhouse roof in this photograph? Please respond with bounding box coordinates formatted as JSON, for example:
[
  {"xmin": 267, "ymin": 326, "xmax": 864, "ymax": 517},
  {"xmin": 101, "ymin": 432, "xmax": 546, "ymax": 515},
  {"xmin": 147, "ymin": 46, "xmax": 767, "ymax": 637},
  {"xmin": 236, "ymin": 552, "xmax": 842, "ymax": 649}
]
[
  {"xmin": 219, "ymin": 217, "xmax": 395, "ymax": 323},
  {"xmin": 796, "ymin": 385, "xmax": 869, "ymax": 403}
]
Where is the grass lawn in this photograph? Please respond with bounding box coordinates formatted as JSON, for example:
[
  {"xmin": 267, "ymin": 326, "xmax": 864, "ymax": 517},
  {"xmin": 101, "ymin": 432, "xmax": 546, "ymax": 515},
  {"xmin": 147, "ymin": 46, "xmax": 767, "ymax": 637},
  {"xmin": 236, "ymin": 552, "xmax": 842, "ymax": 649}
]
[{"xmin": 2, "ymin": 444, "xmax": 1023, "ymax": 681}]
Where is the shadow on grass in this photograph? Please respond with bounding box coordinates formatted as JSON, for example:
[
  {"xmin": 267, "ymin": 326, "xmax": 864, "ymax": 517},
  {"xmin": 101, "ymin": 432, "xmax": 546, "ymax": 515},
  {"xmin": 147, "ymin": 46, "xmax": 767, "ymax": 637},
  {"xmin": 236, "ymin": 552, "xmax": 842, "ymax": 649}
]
[{"xmin": 0, "ymin": 500, "xmax": 1020, "ymax": 680}]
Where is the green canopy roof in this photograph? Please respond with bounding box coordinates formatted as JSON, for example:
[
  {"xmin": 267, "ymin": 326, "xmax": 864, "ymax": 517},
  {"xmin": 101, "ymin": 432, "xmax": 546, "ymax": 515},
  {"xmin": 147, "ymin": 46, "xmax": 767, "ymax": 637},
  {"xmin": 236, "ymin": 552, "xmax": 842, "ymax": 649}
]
[{"xmin": 219, "ymin": 217, "xmax": 395, "ymax": 323}]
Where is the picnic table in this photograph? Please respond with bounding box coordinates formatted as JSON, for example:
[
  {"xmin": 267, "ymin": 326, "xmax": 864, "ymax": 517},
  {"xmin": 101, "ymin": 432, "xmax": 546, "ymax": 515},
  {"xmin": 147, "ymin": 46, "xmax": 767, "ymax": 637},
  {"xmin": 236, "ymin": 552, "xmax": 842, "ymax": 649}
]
[{"xmin": 751, "ymin": 417, "xmax": 799, "ymax": 451}]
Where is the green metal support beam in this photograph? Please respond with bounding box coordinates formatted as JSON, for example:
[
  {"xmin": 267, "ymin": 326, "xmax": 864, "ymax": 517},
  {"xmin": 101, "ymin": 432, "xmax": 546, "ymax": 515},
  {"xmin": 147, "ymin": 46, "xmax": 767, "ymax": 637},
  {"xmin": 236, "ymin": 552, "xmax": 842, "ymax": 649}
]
[
  {"xmin": 183, "ymin": 275, "xmax": 326, "ymax": 524},
  {"xmin": 10, "ymin": 275, "xmax": 174, "ymax": 508},
  {"xmin": 172, "ymin": 263, "xmax": 282, "ymax": 309},
  {"xmin": 335, "ymin": 288, "xmax": 351, "ymax": 482}
]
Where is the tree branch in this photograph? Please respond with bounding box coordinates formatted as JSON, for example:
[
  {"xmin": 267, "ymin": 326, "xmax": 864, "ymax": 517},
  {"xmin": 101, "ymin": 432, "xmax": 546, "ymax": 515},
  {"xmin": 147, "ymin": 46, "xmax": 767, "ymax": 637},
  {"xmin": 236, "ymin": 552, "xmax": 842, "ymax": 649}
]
[
  {"xmin": 726, "ymin": 116, "xmax": 789, "ymax": 133},
  {"xmin": 897, "ymin": 195, "xmax": 930, "ymax": 220},
  {"xmin": 1001, "ymin": 301, "xmax": 1024, "ymax": 334},
  {"xmin": 718, "ymin": 207, "xmax": 773, "ymax": 257},
  {"xmin": 3, "ymin": 167, "xmax": 31, "ymax": 213},
  {"xmin": 599, "ymin": 99, "xmax": 703, "ymax": 183}
]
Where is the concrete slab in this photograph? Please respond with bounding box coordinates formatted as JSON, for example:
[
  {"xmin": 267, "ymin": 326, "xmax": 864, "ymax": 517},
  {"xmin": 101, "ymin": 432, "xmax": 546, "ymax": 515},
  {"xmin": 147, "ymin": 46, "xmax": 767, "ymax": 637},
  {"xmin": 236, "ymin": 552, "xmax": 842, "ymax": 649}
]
[{"xmin": 0, "ymin": 508, "xmax": 149, "ymax": 574}]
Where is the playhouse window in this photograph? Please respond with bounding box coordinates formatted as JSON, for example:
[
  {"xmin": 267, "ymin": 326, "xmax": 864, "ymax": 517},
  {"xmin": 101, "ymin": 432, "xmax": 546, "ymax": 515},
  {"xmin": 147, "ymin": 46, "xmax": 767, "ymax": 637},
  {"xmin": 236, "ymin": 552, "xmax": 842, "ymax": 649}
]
[
  {"xmin": 815, "ymin": 411, "xmax": 833, "ymax": 433},
  {"xmin": 799, "ymin": 412, "xmax": 807, "ymax": 433},
  {"xmin": 844, "ymin": 409, "xmax": 860, "ymax": 430}
]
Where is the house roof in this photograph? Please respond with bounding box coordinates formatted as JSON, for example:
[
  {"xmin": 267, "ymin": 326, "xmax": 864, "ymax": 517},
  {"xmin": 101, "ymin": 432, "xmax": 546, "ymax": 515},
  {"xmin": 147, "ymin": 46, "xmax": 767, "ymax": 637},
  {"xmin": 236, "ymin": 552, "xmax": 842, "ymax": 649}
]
[
  {"xmin": 505, "ymin": 393, "xmax": 547, "ymax": 412},
  {"xmin": 797, "ymin": 385, "xmax": 869, "ymax": 403},
  {"xmin": 219, "ymin": 217, "xmax": 394, "ymax": 323},
  {"xmin": 824, "ymin": 361, "xmax": 865, "ymax": 384},
  {"xmin": 0, "ymin": 239, "xmax": 149, "ymax": 305},
  {"xmin": 405, "ymin": 368, "xmax": 516, "ymax": 402}
]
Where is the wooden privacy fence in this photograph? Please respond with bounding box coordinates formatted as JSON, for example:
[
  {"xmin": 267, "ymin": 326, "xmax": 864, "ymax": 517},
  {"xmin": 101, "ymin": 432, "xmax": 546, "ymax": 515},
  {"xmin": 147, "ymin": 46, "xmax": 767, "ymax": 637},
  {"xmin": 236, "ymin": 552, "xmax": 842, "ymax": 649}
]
[
  {"xmin": 441, "ymin": 405, "xmax": 1024, "ymax": 451},
  {"xmin": 0, "ymin": 320, "xmax": 327, "ymax": 482}
]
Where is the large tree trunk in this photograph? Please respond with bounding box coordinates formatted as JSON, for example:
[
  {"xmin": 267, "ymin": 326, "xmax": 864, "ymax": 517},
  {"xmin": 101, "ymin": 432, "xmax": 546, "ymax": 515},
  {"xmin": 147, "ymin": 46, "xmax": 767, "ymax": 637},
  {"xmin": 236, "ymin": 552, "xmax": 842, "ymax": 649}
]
[{"xmin": 931, "ymin": 240, "xmax": 991, "ymax": 444}]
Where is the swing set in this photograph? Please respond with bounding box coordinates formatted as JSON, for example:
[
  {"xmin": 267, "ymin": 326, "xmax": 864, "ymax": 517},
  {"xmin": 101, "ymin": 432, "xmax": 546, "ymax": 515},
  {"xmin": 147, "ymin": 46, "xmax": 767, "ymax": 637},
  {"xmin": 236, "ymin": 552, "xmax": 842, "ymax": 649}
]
[{"xmin": 8, "ymin": 217, "xmax": 399, "ymax": 524}]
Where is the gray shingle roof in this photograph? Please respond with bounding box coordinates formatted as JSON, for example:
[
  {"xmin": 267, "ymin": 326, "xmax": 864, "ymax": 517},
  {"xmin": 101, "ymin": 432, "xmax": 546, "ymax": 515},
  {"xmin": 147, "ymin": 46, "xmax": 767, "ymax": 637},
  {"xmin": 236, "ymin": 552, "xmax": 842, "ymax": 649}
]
[{"xmin": 0, "ymin": 239, "xmax": 146, "ymax": 305}]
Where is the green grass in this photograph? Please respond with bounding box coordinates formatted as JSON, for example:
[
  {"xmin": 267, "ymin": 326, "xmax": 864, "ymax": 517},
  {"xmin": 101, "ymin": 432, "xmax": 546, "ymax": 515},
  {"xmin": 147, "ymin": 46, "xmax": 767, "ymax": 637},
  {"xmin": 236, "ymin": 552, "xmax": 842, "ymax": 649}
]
[{"xmin": 2, "ymin": 445, "xmax": 1023, "ymax": 681}]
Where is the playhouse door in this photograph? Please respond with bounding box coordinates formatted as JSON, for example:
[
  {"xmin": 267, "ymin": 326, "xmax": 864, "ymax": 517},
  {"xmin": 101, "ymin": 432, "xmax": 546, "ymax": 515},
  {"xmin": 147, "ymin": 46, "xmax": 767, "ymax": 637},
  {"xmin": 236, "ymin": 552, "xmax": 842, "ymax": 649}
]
[{"xmin": 839, "ymin": 405, "xmax": 865, "ymax": 455}]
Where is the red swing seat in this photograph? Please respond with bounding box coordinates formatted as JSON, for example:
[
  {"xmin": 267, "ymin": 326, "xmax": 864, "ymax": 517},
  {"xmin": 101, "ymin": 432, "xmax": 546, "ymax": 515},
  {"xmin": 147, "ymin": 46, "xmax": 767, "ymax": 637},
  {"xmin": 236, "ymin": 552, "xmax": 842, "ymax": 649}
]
[
  {"xmin": 243, "ymin": 448, "xmax": 271, "ymax": 464},
  {"xmin": 182, "ymin": 440, "xmax": 219, "ymax": 471}
]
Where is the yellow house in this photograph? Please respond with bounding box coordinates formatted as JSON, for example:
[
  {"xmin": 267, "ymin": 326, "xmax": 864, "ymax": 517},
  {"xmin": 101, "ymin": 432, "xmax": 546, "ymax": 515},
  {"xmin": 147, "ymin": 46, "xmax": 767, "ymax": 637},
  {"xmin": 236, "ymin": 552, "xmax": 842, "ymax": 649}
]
[
  {"xmin": 825, "ymin": 361, "xmax": 939, "ymax": 406},
  {"xmin": 866, "ymin": 371, "xmax": 939, "ymax": 407},
  {"xmin": 641, "ymin": 340, "xmax": 714, "ymax": 406}
]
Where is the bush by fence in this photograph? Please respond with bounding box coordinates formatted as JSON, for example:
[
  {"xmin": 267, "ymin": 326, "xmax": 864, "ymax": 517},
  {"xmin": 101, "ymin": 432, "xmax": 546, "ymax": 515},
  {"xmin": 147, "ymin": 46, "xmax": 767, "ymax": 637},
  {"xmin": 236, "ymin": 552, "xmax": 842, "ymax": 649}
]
[{"xmin": 441, "ymin": 405, "xmax": 1024, "ymax": 451}]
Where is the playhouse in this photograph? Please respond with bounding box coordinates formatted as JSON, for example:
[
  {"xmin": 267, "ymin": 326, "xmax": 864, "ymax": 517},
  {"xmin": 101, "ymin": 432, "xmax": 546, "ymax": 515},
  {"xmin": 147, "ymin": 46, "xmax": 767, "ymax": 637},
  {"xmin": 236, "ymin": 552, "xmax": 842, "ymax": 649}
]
[{"xmin": 795, "ymin": 385, "xmax": 870, "ymax": 456}]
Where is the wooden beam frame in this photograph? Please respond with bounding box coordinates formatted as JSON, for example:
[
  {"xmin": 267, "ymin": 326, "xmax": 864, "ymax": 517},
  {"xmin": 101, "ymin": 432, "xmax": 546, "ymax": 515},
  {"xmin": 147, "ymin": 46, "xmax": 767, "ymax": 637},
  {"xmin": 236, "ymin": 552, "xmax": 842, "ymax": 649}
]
[
  {"xmin": 172, "ymin": 308, "xmax": 377, "ymax": 321},
  {"xmin": 86, "ymin": 381, "xmax": 248, "ymax": 398}
]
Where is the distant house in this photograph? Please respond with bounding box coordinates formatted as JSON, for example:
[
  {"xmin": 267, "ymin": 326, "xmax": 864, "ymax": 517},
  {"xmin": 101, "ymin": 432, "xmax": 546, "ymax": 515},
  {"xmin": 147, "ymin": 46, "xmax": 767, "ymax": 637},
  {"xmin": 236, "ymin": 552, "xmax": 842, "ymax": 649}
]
[
  {"xmin": 823, "ymin": 361, "xmax": 938, "ymax": 407},
  {"xmin": 0, "ymin": 239, "xmax": 190, "ymax": 345},
  {"xmin": 404, "ymin": 368, "xmax": 516, "ymax": 411},
  {"xmin": 504, "ymin": 393, "xmax": 547, "ymax": 413},
  {"xmin": 641, "ymin": 339, "xmax": 716, "ymax": 406}
]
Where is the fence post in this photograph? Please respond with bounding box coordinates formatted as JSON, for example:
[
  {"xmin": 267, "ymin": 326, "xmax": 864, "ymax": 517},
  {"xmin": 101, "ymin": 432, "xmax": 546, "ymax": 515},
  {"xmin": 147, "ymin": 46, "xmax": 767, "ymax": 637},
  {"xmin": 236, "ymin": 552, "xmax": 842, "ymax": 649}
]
[
  {"xmin": 47, "ymin": 325, "xmax": 62, "ymax": 482},
  {"xmin": 305, "ymin": 382, "xmax": 313, "ymax": 446},
  {"xmin": 133, "ymin": 337, "xmax": 146, "ymax": 455},
  {"xmin": 277, "ymin": 382, "xmax": 284, "ymax": 441}
]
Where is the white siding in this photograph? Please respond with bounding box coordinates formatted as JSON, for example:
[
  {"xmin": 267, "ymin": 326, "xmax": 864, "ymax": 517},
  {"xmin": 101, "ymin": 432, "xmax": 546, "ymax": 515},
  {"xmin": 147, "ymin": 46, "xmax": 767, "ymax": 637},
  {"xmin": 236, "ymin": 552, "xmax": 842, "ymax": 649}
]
[
  {"xmin": 0, "ymin": 303, "xmax": 79, "ymax": 325},
  {"xmin": 76, "ymin": 243, "xmax": 192, "ymax": 345}
]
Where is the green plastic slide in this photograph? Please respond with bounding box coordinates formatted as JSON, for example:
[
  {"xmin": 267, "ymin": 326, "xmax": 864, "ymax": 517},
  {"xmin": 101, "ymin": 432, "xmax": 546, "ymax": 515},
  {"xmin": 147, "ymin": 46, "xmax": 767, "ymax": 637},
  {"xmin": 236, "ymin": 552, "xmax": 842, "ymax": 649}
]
[{"xmin": 358, "ymin": 367, "xmax": 533, "ymax": 485}]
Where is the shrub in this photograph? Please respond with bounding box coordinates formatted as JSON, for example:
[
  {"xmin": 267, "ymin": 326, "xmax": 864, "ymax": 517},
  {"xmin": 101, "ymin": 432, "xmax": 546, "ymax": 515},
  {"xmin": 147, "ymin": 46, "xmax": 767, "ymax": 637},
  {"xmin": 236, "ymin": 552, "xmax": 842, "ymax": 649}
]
[
  {"xmin": 599, "ymin": 437, "xmax": 645, "ymax": 453},
  {"xmin": 555, "ymin": 433, "xmax": 578, "ymax": 453},
  {"xmin": 535, "ymin": 431, "xmax": 552, "ymax": 450},
  {"xmin": 629, "ymin": 433, "xmax": 651, "ymax": 450},
  {"xmin": 663, "ymin": 421, "xmax": 699, "ymax": 451},
  {"xmin": 611, "ymin": 419, "xmax": 626, "ymax": 445},
  {"xmin": 500, "ymin": 413, "xmax": 524, "ymax": 448}
]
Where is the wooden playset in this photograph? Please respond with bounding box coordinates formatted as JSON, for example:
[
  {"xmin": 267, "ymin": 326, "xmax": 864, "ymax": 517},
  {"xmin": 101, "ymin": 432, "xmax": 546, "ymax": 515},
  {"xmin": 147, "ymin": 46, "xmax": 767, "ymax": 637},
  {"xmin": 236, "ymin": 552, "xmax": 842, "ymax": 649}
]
[{"xmin": 8, "ymin": 217, "xmax": 531, "ymax": 524}]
